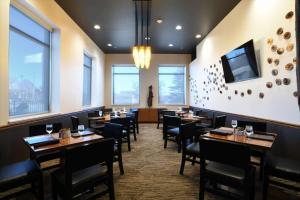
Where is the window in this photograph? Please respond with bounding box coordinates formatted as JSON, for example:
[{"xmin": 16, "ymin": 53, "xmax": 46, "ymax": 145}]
[
  {"xmin": 112, "ymin": 65, "xmax": 140, "ymax": 105},
  {"xmin": 158, "ymin": 65, "xmax": 186, "ymax": 105},
  {"xmin": 83, "ymin": 54, "xmax": 92, "ymax": 106},
  {"xmin": 9, "ymin": 5, "xmax": 51, "ymax": 117}
]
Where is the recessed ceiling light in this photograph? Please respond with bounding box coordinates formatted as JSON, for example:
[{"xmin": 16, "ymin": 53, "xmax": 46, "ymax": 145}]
[
  {"xmin": 94, "ymin": 24, "xmax": 101, "ymax": 30},
  {"xmin": 107, "ymin": 43, "xmax": 112, "ymax": 47},
  {"xmin": 175, "ymin": 25, "xmax": 182, "ymax": 30},
  {"xmin": 195, "ymin": 34, "xmax": 202, "ymax": 39},
  {"xmin": 156, "ymin": 18, "xmax": 163, "ymax": 24},
  {"xmin": 145, "ymin": 37, "xmax": 151, "ymax": 40},
  {"xmin": 168, "ymin": 44, "xmax": 174, "ymax": 47}
]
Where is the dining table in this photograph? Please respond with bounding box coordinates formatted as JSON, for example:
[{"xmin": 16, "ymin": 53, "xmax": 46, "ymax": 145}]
[{"xmin": 180, "ymin": 114, "xmax": 209, "ymax": 123}]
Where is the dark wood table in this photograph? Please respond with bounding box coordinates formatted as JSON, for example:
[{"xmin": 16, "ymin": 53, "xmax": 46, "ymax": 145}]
[{"xmin": 181, "ymin": 114, "xmax": 208, "ymax": 123}]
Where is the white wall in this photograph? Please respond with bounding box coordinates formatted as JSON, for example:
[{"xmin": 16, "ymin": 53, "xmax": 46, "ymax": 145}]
[
  {"xmin": 0, "ymin": 0, "xmax": 105, "ymax": 126},
  {"xmin": 105, "ymin": 54, "xmax": 191, "ymax": 109},
  {"xmin": 190, "ymin": 0, "xmax": 300, "ymax": 125}
]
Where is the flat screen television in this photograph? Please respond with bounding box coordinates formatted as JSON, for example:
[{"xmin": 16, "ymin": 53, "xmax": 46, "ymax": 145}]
[{"xmin": 221, "ymin": 39, "xmax": 259, "ymax": 83}]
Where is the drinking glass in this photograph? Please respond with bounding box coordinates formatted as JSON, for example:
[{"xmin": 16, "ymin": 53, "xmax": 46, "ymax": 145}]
[
  {"xmin": 78, "ymin": 125, "xmax": 84, "ymax": 133},
  {"xmin": 231, "ymin": 120, "xmax": 238, "ymax": 134},
  {"xmin": 99, "ymin": 110, "xmax": 103, "ymax": 117},
  {"xmin": 245, "ymin": 125, "xmax": 253, "ymax": 136},
  {"xmin": 46, "ymin": 124, "xmax": 53, "ymax": 134}
]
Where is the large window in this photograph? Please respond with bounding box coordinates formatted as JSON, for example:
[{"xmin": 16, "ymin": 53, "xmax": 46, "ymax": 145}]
[
  {"xmin": 9, "ymin": 5, "xmax": 51, "ymax": 117},
  {"xmin": 83, "ymin": 54, "xmax": 92, "ymax": 106},
  {"xmin": 158, "ymin": 65, "xmax": 186, "ymax": 105},
  {"xmin": 112, "ymin": 65, "xmax": 140, "ymax": 105}
]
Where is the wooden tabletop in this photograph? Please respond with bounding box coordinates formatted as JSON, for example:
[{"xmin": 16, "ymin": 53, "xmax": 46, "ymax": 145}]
[
  {"xmin": 23, "ymin": 133, "xmax": 103, "ymax": 154},
  {"xmin": 202, "ymin": 127, "xmax": 276, "ymax": 150},
  {"xmin": 181, "ymin": 114, "xmax": 208, "ymax": 122},
  {"xmin": 88, "ymin": 114, "xmax": 111, "ymax": 122}
]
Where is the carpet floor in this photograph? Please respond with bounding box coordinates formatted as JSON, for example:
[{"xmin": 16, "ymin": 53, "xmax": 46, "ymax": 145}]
[{"xmin": 3, "ymin": 124, "xmax": 300, "ymax": 200}]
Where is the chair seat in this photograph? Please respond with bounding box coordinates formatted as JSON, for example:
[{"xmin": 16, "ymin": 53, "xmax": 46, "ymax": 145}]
[
  {"xmin": 0, "ymin": 160, "xmax": 40, "ymax": 188},
  {"xmin": 206, "ymin": 161, "xmax": 245, "ymax": 181},
  {"xmin": 166, "ymin": 127, "xmax": 180, "ymax": 135},
  {"xmin": 267, "ymin": 154, "xmax": 300, "ymax": 180},
  {"xmin": 186, "ymin": 142, "xmax": 200, "ymax": 155},
  {"xmin": 53, "ymin": 164, "xmax": 108, "ymax": 188}
]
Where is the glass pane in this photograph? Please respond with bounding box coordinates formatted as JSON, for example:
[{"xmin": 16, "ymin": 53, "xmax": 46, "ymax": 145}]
[
  {"xmin": 113, "ymin": 74, "xmax": 139, "ymax": 105},
  {"xmin": 83, "ymin": 66, "xmax": 91, "ymax": 106},
  {"xmin": 9, "ymin": 29, "xmax": 49, "ymax": 116},
  {"xmin": 113, "ymin": 66, "xmax": 139, "ymax": 74},
  {"xmin": 158, "ymin": 66, "xmax": 185, "ymax": 74},
  {"xmin": 159, "ymin": 74, "xmax": 185, "ymax": 104},
  {"xmin": 84, "ymin": 54, "xmax": 92, "ymax": 67},
  {"xmin": 10, "ymin": 5, "xmax": 50, "ymax": 45}
]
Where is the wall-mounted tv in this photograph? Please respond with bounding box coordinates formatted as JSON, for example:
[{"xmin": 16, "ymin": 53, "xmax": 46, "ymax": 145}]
[{"xmin": 221, "ymin": 39, "xmax": 259, "ymax": 83}]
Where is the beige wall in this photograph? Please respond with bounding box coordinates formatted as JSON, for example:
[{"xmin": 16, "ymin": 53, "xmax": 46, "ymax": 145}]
[
  {"xmin": 0, "ymin": 0, "xmax": 105, "ymax": 125},
  {"xmin": 190, "ymin": 0, "xmax": 299, "ymax": 125},
  {"xmin": 105, "ymin": 54, "xmax": 191, "ymax": 109}
]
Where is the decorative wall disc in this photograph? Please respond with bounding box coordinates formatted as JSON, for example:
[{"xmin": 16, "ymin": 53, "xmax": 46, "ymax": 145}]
[
  {"xmin": 277, "ymin": 27, "xmax": 283, "ymax": 35},
  {"xmin": 275, "ymin": 78, "xmax": 282, "ymax": 86},
  {"xmin": 228, "ymin": 96, "xmax": 231, "ymax": 100},
  {"xmin": 241, "ymin": 92, "xmax": 244, "ymax": 97},
  {"xmin": 225, "ymin": 86, "xmax": 228, "ymax": 90},
  {"xmin": 293, "ymin": 57, "xmax": 297, "ymax": 63},
  {"xmin": 266, "ymin": 82, "xmax": 273, "ymax": 88},
  {"xmin": 277, "ymin": 48, "xmax": 284, "ymax": 55},
  {"xmin": 285, "ymin": 11, "xmax": 294, "ymax": 19},
  {"xmin": 286, "ymin": 43, "xmax": 294, "ymax": 52},
  {"xmin": 274, "ymin": 59, "xmax": 280, "ymax": 66},
  {"xmin": 285, "ymin": 63, "xmax": 294, "ymax": 71},
  {"xmin": 284, "ymin": 32, "xmax": 291, "ymax": 40},
  {"xmin": 271, "ymin": 45, "xmax": 277, "ymax": 52},
  {"xmin": 219, "ymin": 91, "xmax": 222, "ymax": 94},
  {"xmin": 267, "ymin": 58, "xmax": 273, "ymax": 64},
  {"xmin": 272, "ymin": 69, "xmax": 278, "ymax": 76},
  {"xmin": 259, "ymin": 92, "xmax": 264, "ymax": 99},
  {"xmin": 235, "ymin": 90, "xmax": 238, "ymax": 95},
  {"xmin": 283, "ymin": 78, "xmax": 291, "ymax": 85},
  {"xmin": 293, "ymin": 91, "xmax": 298, "ymax": 97},
  {"xmin": 247, "ymin": 89, "xmax": 252, "ymax": 95},
  {"xmin": 267, "ymin": 38, "xmax": 273, "ymax": 45}
]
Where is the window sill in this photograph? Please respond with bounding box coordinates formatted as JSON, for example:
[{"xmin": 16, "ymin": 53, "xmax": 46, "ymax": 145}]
[{"xmin": 8, "ymin": 112, "xmax": 61, "ymax": 125}]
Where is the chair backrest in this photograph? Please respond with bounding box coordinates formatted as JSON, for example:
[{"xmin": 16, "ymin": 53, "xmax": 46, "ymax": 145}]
[
  {"xmin": 194, "ymin": 110, "xmax": 209, "ymax": 117},
  {"xmin": 29, "ymin": 123, "xmax": 62, "ymax": 137},
  {"xmin": 110, "ymin": 117, "xmax": 131, "ymax": 129},
  {"xmin": 200, "ymin": 137, "xmax": 251, "ymax": 169},
  {"xmin": 64, "ymin": 138, "xmax": 114, "ymax": 184},
  {"xmin": 71, "ymin": 116, "xmax": 79, "ymax": 130},
  {"xmin": 237, "ymin": 120, "xmax": 267, "ymax": 132},
  {"xmin": 214, "ymin": 115, "xmax": 227, "ymax": 128},
  {"xmin": 162, "ymin": 110, "xmax": 176, "ymax": 117},
  {"xmin": 87, "ymin": 111, "xmax": 99, "ymax": 118},
  {"xmin": 163, "ymin": 116, "xmax": 181, "ymax": 132},
  {"xmin": 180, "ymin": 122, "xmax": 199, "ymax": 150},
  {"xmin": 103, "ymin": 123, "xmax": 123, "ymax": 140}
]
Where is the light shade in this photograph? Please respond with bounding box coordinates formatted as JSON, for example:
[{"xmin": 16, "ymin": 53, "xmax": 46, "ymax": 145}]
[{"xmin": 132, "ymin": 45, "xmax": 152, "ymax": 69}]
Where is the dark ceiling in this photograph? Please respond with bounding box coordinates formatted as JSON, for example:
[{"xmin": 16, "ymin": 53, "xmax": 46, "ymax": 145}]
[{"xmin": 55, "ymin": 0, "xmax": 240, "ymax": 54}]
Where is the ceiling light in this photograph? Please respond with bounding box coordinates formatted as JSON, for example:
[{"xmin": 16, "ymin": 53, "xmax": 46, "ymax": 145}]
[
  {"xmin": 168, "ymin": 44, "xmax": 174, "ymax": 47},
  {"xmin": 175, "ymin": 25, "xmax": 182, "ymax": 30},
  {"xmin": 156, "ymin": 18, "xmax": 163, "ymax": 24},
  {"xmin": 107, "ymin": 43, "xmax": 112, "ymax": 47},
  {"xmin": 145, "ymin": 37, "xmax": 151, "ymax": 40},
  {"xmin": 195, "ymin": 34, "xmax": 202, "ymax": 39},
  {"xmin": 94, "ymin": 24, "xmax": 101, "ymax": 30}
]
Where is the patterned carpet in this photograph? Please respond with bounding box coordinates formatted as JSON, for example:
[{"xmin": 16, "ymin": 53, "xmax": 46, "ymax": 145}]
[{"xmin": 4, "ymin": 124, "xmax": 300, "ymax": 199}]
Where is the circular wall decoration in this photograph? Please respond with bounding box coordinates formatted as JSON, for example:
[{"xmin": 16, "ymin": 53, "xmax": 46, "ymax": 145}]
[
  {"xmin": 219, "ymin": 91, "xmax": 222, "ymax": 94},
  {"xmin": 283, "ymin": 78, "xmax": 291, "ymax": 85},
  {"xmin": 241, "ymin": 92, "xmax": 244, "ymax": 97},
  {"xmin": 267, "ymin": 38, "xmax": 273, "ymax": 45},
  {"xmin": 274, "ymin": 59, "xmax": 280, "ymax": 66},
  {"xmin": 266, "ymin": 82, "xmax": 273, "ymax": 88},
  {"xmin": 285, "ymin": 11, "xmax": 294, "ymax": 19},
  {"xmin": 285, "ymin": 63, "xmax": 294, "ymax": 71},
  {"xmin": 286, "ymin": 43, "xmax": 294, "ymax": 52},
  {"xmin": 277, "ymin": 48, "xmax": 284, "ymax": 55},
  {"xmin": 259, "ymin": 92, "xmax": 264, "ymax": 99},
  {"xmin": 247, "ymin": 89, "xmax": 252, "ymax": 95},
  {"xmin": 272, "ymin": 69, "xmax": 278, "ymax": 76},
  {"xmin": 275, "ymin": 78, "xmax": 282, "ymax": 86},
  {"xmin": 267, "ymin": 58, "xmax": 273, "ymax": 64},
  {"xmin": 277, "ymin": 27, "xmax": 283, "ymax": 35},
  {"xmin": 293, "ymin": 91, "xmax": 298, "ymax": 97},
  {"xmin": 284, "ymin": 32, "xmax": 291, "ymax": 40},
  {"xmin": 293, "ymin": 57, "xmax": 297, "ymax": 63},
  {"xmin": 225, "ymin": 86, "xmax": 228, "ymax": 90},
  {"xmin": 271, "ymin": 45, "xmax": 277, "ymax": 52},
  {"xmin": 235, "ymin": 90, "xmax": 238, "ymax": 95},
  {"xmin": 228, "ymin": 96, "xmax": 231, "ymax": 100}
]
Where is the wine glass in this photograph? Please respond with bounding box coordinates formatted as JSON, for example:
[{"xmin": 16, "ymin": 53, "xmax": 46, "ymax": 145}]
[
  {"xmin": 231, "ymin": 120, "xmax": 238, "ymax": 134},
  {"xmin": 46, "ymin": 124, "xmax": 53, "ymax": 134},
  {"xmin": 78, "ymin": 125, "xmax": 84, "ymax": 133},
  {"xmin": 245, "ymin": 125, "xmax": 253, "ymax": 136},
  {"xmin": 99, "ymin": 110, "xmax": 103, "ymax": 117}
]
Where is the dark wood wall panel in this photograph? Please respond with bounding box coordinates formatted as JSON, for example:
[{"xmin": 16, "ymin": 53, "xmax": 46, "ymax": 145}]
[{"xmin": 0, "ymin": 107, "xmax": 103, "ymax": 167}]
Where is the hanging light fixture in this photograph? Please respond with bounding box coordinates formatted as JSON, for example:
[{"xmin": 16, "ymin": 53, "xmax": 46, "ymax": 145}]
[{"xmin": 132, "ymin": 0, "xmax": 152, "ymax": 69}]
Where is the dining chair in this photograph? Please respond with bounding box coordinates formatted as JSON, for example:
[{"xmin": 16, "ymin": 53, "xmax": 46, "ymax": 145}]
[
  {"xmin": 51, "ymin": 138, "xmax": 115, "ymax": 200},
  {"xmin": 29, "ymin": 123, "xmax": 63, "ymax": 168},
  {"xmin": 156, "ymin": 108, "xmax": 167, "ymax": 129},
  {"xmin": 70, "ymin": 116, "xmax": 96, "ymax": 133},
  {"xmin": 87, "ymin": 111, "xmax": 105, "ymax": 131},
  {"xmin": 199, "ymin": 137, "xmax": 255, "ymax": 200},
  {"xmin": 179, "ymin": 122, "xmax": 201, "ymax": 175},
  {"xmin": 194, "ymin": 110, "xmax": 214, "ymax": 129},
  {"xmin": 263, "ymin": 153, "xmax": 300, "ymax": 200},
  {"xmin": 163, "ymin": 115, "xmax": 182, "ymax": 153},
  {"xmin": 129, "ymin": 108, "xmax": 139, "ymax": 134},
  {"xmin": 0, "ymin": 160, "xmax": 44, "ymax": 200},
  {"xmin": 110, "ymin": 117, "xmax": 134, "ymax": 151},
  {"xmin": 103, "ymin": 123, "xmax": 125, "ymax": 175}
]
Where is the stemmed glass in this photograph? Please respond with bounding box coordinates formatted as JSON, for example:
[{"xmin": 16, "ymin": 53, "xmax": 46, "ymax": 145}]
[
  {"xmin": 46, "ymin": 124, "xmax": 53, "ymax": 134},
  {"xmin": 99, "ymin": 110, "xmax": 103, "ymax": 117},
  {"xmin": 231, "ymin": 120, "xmax": 238, "ymax": 134}
]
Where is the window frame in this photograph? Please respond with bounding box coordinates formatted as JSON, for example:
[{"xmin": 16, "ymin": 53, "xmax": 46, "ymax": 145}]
[
  {"xmin": 8, "ymin": 4, "xmax": 52, "ymax": 118},
  {"xmin": 158, "ymin": 64, "xmax": 186, "ymax": 106},
  {"xmin": 111, "ymin": 64, "xmax": 140, "ymax": 106},
  {"xmin": 82, "ymin": 52, "xmax": 93, "ymax": 107}
]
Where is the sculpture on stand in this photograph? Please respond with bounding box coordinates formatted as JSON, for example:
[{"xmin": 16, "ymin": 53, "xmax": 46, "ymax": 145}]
[{"xmin": 147, "ymin": 85, "xmax": 154, "ymax": 107}]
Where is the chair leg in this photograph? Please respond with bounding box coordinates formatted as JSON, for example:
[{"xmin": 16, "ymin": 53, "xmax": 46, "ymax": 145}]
[
  {"xmin": 260, "ymin": 155, "xmax": 264, "ymax": 180},
  {"xmin": 179, "ymin": 154, "xmax": 186, "ymax": 175},
  {"xmin": 263, "ymin": 170, "xmax": 269, "ymax": 200},
  {"xmin": 157, "ymin": 121, "xmax": 160, "ymax": 129},
  {"xmin": 51, "ymin": 178, "xmax": 57, "ymax": 200},
  {"xmin": 136, "ymin": 123, "xmax": 139, "ymax": 134},
  {"xmin": 177, "ymin": 137, "xmax": 181, "ymax": 153},
  {"xmin": 199, "ymin": 177, "xmax": 205, "ymax": 200},
  {"xmin": 108, "ymin": 174, "xmax": 115, "ymax": 200},
  {"xmin": 118, "ymin": 153, "xmax": 124, "ymax": 175},
  {"xmin": 133, "ymin": 127, "xmax": 137, "ymax": 141},
  {"xmin": 127, "ymin": 133, "xmax": 131, "ymax": 151},
  {"xmin": 164, "ymin": 137, "xmax": 168, "ymax": 149}
]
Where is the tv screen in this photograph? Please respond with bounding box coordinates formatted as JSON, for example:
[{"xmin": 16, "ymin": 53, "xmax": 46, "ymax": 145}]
[{"xmin": 221, "ymin": 40, "xmax": 259, "ymax": 83}]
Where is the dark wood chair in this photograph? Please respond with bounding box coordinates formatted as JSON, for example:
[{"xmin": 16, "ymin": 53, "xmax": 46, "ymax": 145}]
[
  {"xmin": 199, "ymin": 137, "xmax": 255, "ymax": 200},
  {"xmin": 129, "ymin": 108, "xmax": 139, "ymax": 134},
  {"xmin": 0, "ymin": 160, "xmax": 44, "ymax": 200},
  {"xmin": 70, "ymin": 116, "xmax": 95, "ymax": 133},
  {"xmin": 194, "ymin": 110, "xmax": 214, "ymax": 129},
  {"xmin": 87, "ymin": 111, "xmax": 105, "ymax": 131},
  {"xmin": 51, "ymin": 138, "xmax": 115, "ymax": 200},
  {"xmin": 157, "ymin": 108, "xmax": 167, "ymax": 129},
  {"xmin": 110, "ymin": 117, "xmax": 135, "ymax": 151},
  {"xmin": 163, "ymin": 115, "xmax": 182, "ymax": 153},
  {"xmin": 179, "ymin": 122, "xmax": 201, "ymax": 175},
  {"xmin": 263, "ymin": 153, "xmax": 300, "ymax": 200},
  {"xmin": 103, "ymin": 123, "xmax": 125, "ymax": 175},
  {"xmin": 29, "ymin": 123, "xmax": 62, "ymax": 169}
]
